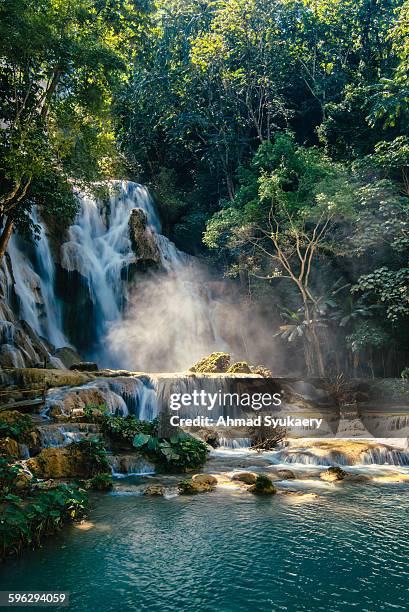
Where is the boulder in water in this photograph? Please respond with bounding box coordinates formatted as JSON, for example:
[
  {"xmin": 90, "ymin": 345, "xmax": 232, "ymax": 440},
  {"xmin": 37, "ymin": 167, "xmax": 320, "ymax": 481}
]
[
  {"xmin": 69, "ymin": 362, "xmax": 99, "ymax": 372},
  {"xmin": 192, "ymin": 474, "xmax": 218, "ymax": 486},
  {"xmin": 231, "ymin": 471, "xmax": 257, "ymax": 484},
  {"xmin": 248, "ymin": 474, "xmax": 277, "ymax": 494},
  {"xmin": 320, "ymin": 467, "xmax": 347, "ymax": 482},
  {"xmin": 178, "ymin": 478, "xmax": 216, "ymax": 494}
]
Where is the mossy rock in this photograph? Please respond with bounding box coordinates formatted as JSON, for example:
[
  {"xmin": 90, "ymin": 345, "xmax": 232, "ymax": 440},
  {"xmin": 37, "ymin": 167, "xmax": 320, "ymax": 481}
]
[
  {"xmin": 0, "ymin": 437, "xmax": 20, "ymax": 457},
  {"xmin": 251, "ymin": 365, "xmax": 272, "ymax": 378},
  {"xmin": 248, "ymin": 474, "xmax": 277, "ymax": 495},
  {"xmin": 227, "ymin": 361, "xmax": 252, "ymax": 374},
  {"xmin": 191, "ymin": 474, "xmax": 218, "ymax": 486},
  {"xmin": 178, "ymin": 478, "xmax": 215, "ymax": 494},
  {"xmin": 189, "ymin": 352, "xmax": 231, "ymax": 374},
  {"xmin": 231, "ymin": 471, "xmax": 257, "ymax": 484}
]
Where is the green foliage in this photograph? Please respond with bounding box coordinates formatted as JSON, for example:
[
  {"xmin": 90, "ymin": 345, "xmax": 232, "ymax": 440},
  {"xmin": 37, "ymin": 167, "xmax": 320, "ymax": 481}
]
[
  {"xmin": 72, "ymin": 439, "xmax": 111, "ymax": 477},
  {"xmin": 89, "ymin": 473, "xmax": 113, "ymax": 491},
  {"xmin": 0, "ymin": 412, "xmax": 32, "ymax": 442},
  {"xmin": 0, "ymin": 483, "xmax": 88, "ymax": 560},
  {"xmin": 101, "ymin": 415, "xmax": 157, "ymax": 441},
  {"xmin": 251, "ymin": 474, "xmax": 276, "ymax": 494},
  {"xmin": 0, "ymin": 457, "xmax": 24, "ymax": 496},
  {"xmin": 132, "ymin": 432, "xmax": 208, "ymax": 471},
  {"xmin": 401, "ymin": 367, "xmax": 409, "ymax": 380}
]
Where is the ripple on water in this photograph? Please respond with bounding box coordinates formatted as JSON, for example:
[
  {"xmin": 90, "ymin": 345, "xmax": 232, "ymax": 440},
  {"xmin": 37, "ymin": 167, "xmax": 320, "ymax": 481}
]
[{"xmin": 1, "ymin": 480, "xmax": 409, "ymax": 611}]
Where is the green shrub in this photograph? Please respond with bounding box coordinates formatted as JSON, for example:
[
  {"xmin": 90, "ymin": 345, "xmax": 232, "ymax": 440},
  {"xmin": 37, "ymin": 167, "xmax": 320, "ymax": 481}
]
[
  {"xmin": 0, "ymin": 457, "xmax": 24, "ymax": 495},
  {"xmin": 72, "ymin": 439, "xmax": 111, "ymax": 476},
  {"xmin": 0, "ymin": 412, "xmax": 32, "ymax": 442},
  {"xmin": 133, "ymin": 432, "xmax": 208, "ymax": 471},
  {"xmin": 401, "ymin": 367, "xmax": 409, "ymax": 380},
  {"xmin": 0, "ymin": 484, "xmax": 88, "ymax": 560},
  {"xmin": 101, "ymin": 415, "xmax": 157, "ymax": 441},
  {"xmin": 89, "ymin": 473, "xmax": 113, "ymax": 491}
]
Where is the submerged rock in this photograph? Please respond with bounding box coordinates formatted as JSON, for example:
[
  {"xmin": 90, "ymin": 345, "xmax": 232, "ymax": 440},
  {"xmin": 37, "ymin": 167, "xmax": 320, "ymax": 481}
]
[
  {"xmin": 144, "ymin": 485, "xmax": 166, "ymax": 496},
  {"xmin": 320, "ymin": 467, "xmax": 347, "ymax": 482}
]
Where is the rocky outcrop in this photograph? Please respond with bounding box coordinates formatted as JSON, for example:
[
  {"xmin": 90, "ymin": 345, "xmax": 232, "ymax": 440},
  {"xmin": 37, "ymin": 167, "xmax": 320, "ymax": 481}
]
[
  {"xmin": 54, "ymin": 347, "xmax": 83, "ymax": 369},
  {"xmin": 27, "ymin": 443, "xmax": 105, "ymax": 479},
  {"xmin": 276, "ymin": 469, "xmax": 296, "ymax": 480},
  {"xmin": 128, "ymin": 208, "xmax": 161, "ymax": 267}
]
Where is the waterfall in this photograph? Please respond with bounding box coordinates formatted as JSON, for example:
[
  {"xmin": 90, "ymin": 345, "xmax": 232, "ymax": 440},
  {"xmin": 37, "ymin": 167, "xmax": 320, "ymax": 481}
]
[
  {"xmin": 7, "ymin": 211, "xmax": 68, "ymax": 348},
  {"xmin": 2, "ymin": 179, "xmax": 271, "ymax": 369}
]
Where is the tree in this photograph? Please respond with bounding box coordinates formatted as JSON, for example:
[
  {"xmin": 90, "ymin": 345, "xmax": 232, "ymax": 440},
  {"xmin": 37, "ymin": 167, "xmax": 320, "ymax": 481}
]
[{"xmin": 0, "ymin": 0, "xmax": 145, "ymax": 260}]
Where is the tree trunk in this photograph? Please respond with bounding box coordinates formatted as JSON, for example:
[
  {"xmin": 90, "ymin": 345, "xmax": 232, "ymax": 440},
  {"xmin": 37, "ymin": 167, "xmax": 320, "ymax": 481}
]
[{"xmin": 0, "ymin": 216, "xmax": 14, "ymax": 262}]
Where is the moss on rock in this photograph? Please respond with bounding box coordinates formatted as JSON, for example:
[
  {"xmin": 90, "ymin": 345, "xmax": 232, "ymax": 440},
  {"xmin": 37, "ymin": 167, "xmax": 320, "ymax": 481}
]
[{"xmin": 189, "ymin": 352, "xmax": 231, "ymax": 373}]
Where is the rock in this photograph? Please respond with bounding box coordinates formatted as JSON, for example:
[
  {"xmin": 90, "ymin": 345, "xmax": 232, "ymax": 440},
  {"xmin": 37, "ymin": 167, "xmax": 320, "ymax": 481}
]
[
  {"xmin": 276, "ymin": 469, "xmax": 296, "ymax": 480},
  {"xmin": 15, "ymin": 471, "xmax": 32, "ymax": 491},
  {"xmin": 69, "ymin": 362, "xmax": 99, "ymax": 372},
  {"xmin": 248, "ymin": 474, "xmax": 277, "ymax": 495},
  {"xmin": 178, "ymin": 478, "xmax": 216, "ymax": 494},
  {"xmin": 54, "ymin": 347, "xmax": 83, "ymax": 369},
  {"xmin": 27, "ymin": 445, "xmax": 99, "ymax": 479},
  {"xmin": 251, "ymin": 365, "xmax": 272, "ymax": 377},
  {"xmin": 0, "ymin": 437, "xmax": 20, "ymax": 457},
  {"xmin": 196, "ymin": 429, "xmax": 219, "ymax": 448},
  {"xmin": 189, "ymin": 352, "xmax": 231, "ymax": 374},
  {"xmin": 320, "ymin": 466, "xmax": 347, "ymax": 482},
  {"xmin": 191, "ymin": 474, "xmax": 218, "ymax": 486},
  {"xmin": 231, "ymin": 471, "xmax": 257, "ymax": 485},
  {"xmin": 344, "ymin": 473, "xmax": 372, "ymax": 483},
  {"xmin": 144, "ymin": 485, "xmax": 166, "ymax": 496},
  {"xmin": 129, "ymin": 208, "xmax": 161, "ymax": 267},
  {"xmin": 227, "ymin": 361, "xmax": 252, "ymax": 374}
]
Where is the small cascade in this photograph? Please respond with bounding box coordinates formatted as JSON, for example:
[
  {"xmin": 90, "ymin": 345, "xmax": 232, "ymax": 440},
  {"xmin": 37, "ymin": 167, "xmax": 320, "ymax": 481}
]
[
  {"xmin": 218, "ymin": 437, "xmax": 251, "ymax": 449},
  {"xmin": 108, "ymin": 454, "xmax": 155, "ymax": 477},
  {"xmin": 360, "ymin": 447, "xmax": 409, "ymax": 466},
  {"xmin": 37, "ymin": 423, "xmax": 101, "ymax": 449},
  {"xmin": 108, "ymin": 376, "xmax": 158, "ymax": 421},
  {"xmin": 6, "ymin": 212, "xmax": 68, "ymax": 348}
]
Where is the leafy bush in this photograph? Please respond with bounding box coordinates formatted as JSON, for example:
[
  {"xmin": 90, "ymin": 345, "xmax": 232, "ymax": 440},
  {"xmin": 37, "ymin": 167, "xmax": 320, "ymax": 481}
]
[
  {"xmin": 0, "ymin": 411, "xmax": 32, "ymax": 442},
  {"xmin": 0, "ymin": 457, "xmax": 24, "ymax": 495},
  {"xmin": 101, "ymin": 415, "xmax": 156, "ymax": 441},
  {"xmin": 132, "ymin": 432, "xmax": 208, "ymax": 471},
  {"xmin": 0, "ymin": 484, "xmax": 88, "ymax": 560},
  {"xmin": 401, "ymin": 367, "xmax": 409, "ymax": 380},
  {"xmin": 89, "ymin": 473, "xmax": 113, "ymax": 491},
  {"xmin": 72, "ymin": 439, "xmax": 111, "ymax": 476}
]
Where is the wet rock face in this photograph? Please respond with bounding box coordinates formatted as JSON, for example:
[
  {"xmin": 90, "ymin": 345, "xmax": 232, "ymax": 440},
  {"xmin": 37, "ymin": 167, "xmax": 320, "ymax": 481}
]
[
  {"xmin": 128, "ymin": 208, "xmax": 161, "ymax": 267},
  {"xmin": 69, "ymin": 362, "xmax": 99, "ymax": 372},
  {"xmin": 54, "ymin": 347, "xmax": 83, "ymax": 369},
  {"xmin": 178, "ymin": 478, "xmax": 216, "ymax": 494},
  {"xmin": 27, "ymin": 445, "xmax": 102, "ymax": 479}
]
